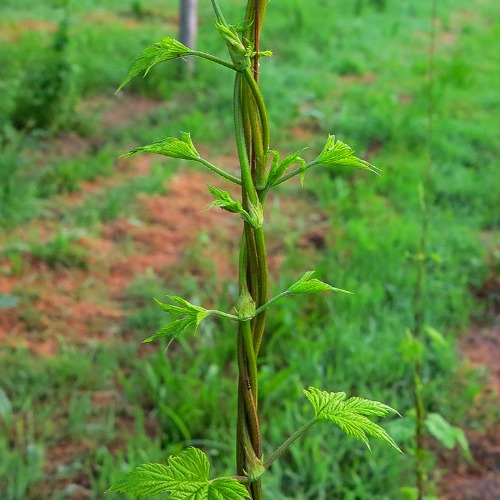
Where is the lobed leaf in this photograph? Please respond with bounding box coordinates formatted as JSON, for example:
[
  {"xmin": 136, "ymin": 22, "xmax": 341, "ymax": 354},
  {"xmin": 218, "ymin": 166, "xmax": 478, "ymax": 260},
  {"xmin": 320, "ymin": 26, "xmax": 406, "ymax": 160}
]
[
  {"xmin": 207, "ymin": 184, "xmax": 245, "ymax": 214},
  {"xmin": 207, "ymin": 185, "xmax": 262, "ymax": 228},
  {"xmin": 287, "ymin": 271, "xmax": 352, "ymax": 295},
  {"xmin": 303, "ymin": 387, "xmax": 402, "ymax": 453},
  {"xmin": 315, "ymin": 135, "xmax": 381, "ymax": 175},
  {"xmin": 343, "ymin": 397, "xmax": 402, "ymax": 417},
  {"xmin": 268, "ymin": 149, "xmax": 307, "ymax": 186},
  {"xmin": 147, "ymin": 296, "xmax": 211, "ymax": 347},
  {"xmin": 208, "ymin": 478, "xmax": 251, "ymax": 500},
  {"xmin": 143, "ymin": 317, "xmax": 197, "ymax": 346},
  {"xmin": 108, "ymin": 462, "xmax": 171, "ymax": 496},
  {"xmin": 117, "ymin": 37, "xmax": 191, "ymax": 92},
  {"xmin": 168, "ymin": 295, "xmax": 209, "ymax": 315},
  {"xmin": 109, "ymin": 448, "xmax": 249, "ymax": 499},
  {"xmin": 120, "ymin": 132, "xmax": 200, "ymax": 161}
]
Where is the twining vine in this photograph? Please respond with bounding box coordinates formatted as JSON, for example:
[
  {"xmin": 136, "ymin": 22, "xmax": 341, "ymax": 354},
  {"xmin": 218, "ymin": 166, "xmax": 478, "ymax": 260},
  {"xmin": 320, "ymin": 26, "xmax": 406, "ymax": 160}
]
[{"xmin": 109, "ymin": 1, "xmax": 401, "ymax": 498}]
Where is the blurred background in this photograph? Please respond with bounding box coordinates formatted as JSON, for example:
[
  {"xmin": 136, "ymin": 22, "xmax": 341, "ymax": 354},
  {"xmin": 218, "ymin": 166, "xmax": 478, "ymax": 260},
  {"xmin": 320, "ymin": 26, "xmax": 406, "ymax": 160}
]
[{"xmin": 0, "ymin": 0, "xmax": 499, "ymax": 498}]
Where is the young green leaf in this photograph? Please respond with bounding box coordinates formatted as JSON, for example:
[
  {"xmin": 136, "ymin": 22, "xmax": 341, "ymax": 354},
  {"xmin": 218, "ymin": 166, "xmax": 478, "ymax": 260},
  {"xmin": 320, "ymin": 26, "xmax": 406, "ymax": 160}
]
[
  {"xmin": 145, "ymin": 296, "xmax": 211, "ymax": 347},
  {"xmin": 287, "ymin": 271, "xmax": 352, "ymax": 295},
  {"xmin": 267, "ymin": 149, "xmax": 307, "ymax": 187},
  {"xmin": 207, "ymin": 184, "xmax": 245, "ymax": 214},
  {"xmin": 207, "ymin": 185, "xmax": 263, "ymax": 228},
  {"xmin": 109, "ymin": 448, "xmax": 250, "ymax": 499},
  {"xmin": 143, "ymin": 316, "xmax": 198, "ymax": 346},
  {"xmin": 108, "ymin": 462, "xmax": 171, "ymax": 496},
  {"xmin": 117, "ymin": 37, "xmax": 191, "ymax": 92},
  {"xmin": 303, "ymin": 387, "xmax": 402, "ymax": 453},
  {"xmin": 120, "ymin": 132, "xmax": 200, "ymax": 161},
  {"xmin": 425, "ymin": 412, "xmax": 472, "ymax": 461},
  {"xmin": 216, "ymin": 21, "xmax": 251, "ymax": 71},
  {"xmin": 314, "ymin": 135, "xmax": 381, "ymax": 175}
]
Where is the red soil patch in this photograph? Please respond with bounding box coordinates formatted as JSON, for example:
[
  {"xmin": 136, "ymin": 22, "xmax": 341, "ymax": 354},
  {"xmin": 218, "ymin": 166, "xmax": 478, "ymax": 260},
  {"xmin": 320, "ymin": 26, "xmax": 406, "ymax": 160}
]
[
  {"xmin": 0, "ymin": 161, "xmax": 329, "ymax": 356},
  {"xmin": 461, "ymin": 323, "xmax": 500, "ymax": 396},
  {"xmin": 0, "ymin": 20, "xmax": 58, "ymax": 42},
  {"xmin": 439, "ymin": 423, "xmax": 500, "ymax": 499},
  {"xmin": 0, "ymin": 166, "xmax": 240, "ymax": 355},
  {"xmin": 44, "ymin": 132, "xmax": 96, "ymax": 158},
  {"xmin": 439, "ymin": 264, "xmax": 500, "ymax": 498},
  {"xmin": 100, "ymin": 95, "xmax": 161, "ymax": 129}
]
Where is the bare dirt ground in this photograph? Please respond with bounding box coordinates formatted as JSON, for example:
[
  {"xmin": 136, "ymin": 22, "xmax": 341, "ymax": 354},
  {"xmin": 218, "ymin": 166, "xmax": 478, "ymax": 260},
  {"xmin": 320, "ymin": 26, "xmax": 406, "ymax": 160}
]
[
  {"xmin": 1, "ymin": 90, "xmax": 498, "ymax": 496},
  {"xmin": 439, "ymin": 271, "xmax": 500, "ymax": 499}
]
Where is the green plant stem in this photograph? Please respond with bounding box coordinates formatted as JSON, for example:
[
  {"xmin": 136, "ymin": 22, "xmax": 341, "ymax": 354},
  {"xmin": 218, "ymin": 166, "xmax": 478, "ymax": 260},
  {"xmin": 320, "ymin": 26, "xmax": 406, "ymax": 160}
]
[
  {"xmin": 254, "ymin": 290, "xmax": 289, "ymax": 316},
  {"xmin": 208, "ymin": 310, "xmax": 239, "ymax": 321},
  {"xmin": 252, "ymin": 227, "xmax": 268, "ymax": 356},
  {"xmin": 196, "ymin": 158, "xmax": 242, "ymax": 185},
  {"xmin": 234, "ymin": 4, "xmax": 269, "ymax": 498},
  {"xmin": 242, "ymin": 320, "xmax": 258, "ymax": 401},
  {"xmin": 237, "ymin": 327, "xmax": 260, "ymax": 447},
  {"xmin": 233, "ymin": 74, "xmax": 258, "ymax": 206},
  {"xmin": 263, "ymin": 419, "xmax": 317, "ymax": 469},
  {"xmin": 210, "ymin": 0, "xmax": 227, "ymax": 25},
  {"xmin": 242, "ymin": 68, "xmax": 270, "ymax": 157},
  {"xmin": 412, "ymin": 1, "xmax": 437, "ymax": 496},
  {"xmin": 414, "ymin": 367, "xmax": 426, "ymax": 500},
  {"xmin": 188, "ymin": 50, "xmax": 236, "ymax": 70},
  {"xmin": 273, "ymin": 159, "xmax": 319, "ymax": 186}
]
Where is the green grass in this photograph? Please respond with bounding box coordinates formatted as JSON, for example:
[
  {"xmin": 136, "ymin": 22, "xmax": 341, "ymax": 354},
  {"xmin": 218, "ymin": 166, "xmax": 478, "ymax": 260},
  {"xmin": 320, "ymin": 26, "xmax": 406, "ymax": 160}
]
[{"xmin": 0, "ymin": 0, "xmax": 498, "ymax": 498}]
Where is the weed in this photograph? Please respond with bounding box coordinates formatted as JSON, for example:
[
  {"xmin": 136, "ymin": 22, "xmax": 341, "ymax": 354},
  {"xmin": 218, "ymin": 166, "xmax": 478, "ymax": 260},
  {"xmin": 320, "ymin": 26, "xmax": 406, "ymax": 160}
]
[
  {"xmin": 11, "ymin": 4, "xmax": 77, "ymax": 132},
  {"xmin": 28, "ymin": 229, "xmax": 89, "ymax": 269},
  {"xmin": 0, "ymin": 131, "xmax": 39, "ymax": 229}
]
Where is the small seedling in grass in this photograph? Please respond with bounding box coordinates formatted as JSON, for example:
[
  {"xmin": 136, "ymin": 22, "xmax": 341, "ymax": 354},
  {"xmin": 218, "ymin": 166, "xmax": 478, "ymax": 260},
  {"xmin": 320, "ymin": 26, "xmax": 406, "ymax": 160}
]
[
  {"xmin": 109, "ymin": 1, "xmax": 401, "ymax": 498},
  {"xmin": 403, "ymin": 4, "xmax": 471, "ymax": 497}
]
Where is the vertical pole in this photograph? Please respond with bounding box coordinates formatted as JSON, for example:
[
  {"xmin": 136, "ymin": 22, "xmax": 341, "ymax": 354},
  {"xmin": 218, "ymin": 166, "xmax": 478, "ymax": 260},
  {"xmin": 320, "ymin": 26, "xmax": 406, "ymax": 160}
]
[{"xmin": 179, "ymin": 0, "xmax": 198, "ymax": 77}]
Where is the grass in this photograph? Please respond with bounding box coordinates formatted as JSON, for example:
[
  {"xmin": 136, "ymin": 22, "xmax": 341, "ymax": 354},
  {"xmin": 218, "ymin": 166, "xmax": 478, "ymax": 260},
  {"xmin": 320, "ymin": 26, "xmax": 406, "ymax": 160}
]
[{"xmin": 0, "ymin": 0, "xmax": 498, "ymax": 498}]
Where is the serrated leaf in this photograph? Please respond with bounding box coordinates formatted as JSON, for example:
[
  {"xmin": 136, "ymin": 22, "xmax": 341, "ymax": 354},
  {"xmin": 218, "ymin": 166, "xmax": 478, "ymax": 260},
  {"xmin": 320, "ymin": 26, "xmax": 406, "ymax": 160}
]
[
  {"xmin": 207, "ymin": 185, "xmax": 244, "ymax": 214},
  {"xmin": 206, "ymin": 185, "xmax": 262, "ymax": 228},
  {"xmin": 108, "ymin": 462, "xmax": 171, "ymax": 496},
  {"xmin": 209, "ymin": 478, "xmax": 250, "ymax": 499},
  {"xmin": 343, "ymin": 396, "xmax": 402, "ymax": 417},
  {"xmin": 315, "ymin": 135, "xmax": 381, "ymax": 175},
  {"xmin": 143, "ymin": 317, "xmax": 196, "ymax": 346},
  {"xmin": 117, "ymin": 37, "xmax": 191, "ymax": 92},
  {"xmin": 148, "ymin": 296, "xmax": 211, "ymax": 347},
  {"xmin": 120, "ymin": 132, "xmax": 200, "ymax": 161},
  {"xmin": 268, "ymin": 149, "xmax": 307, "ymax": 186},
  {"xmin": 109, "ymin": 448, "xmax": 249, "ymax": 499},
  {"xmin": 153, "ymin": 297, "xmax": 187, "ymax": 315},
  {"xmin": 303, "ymin": 387, "xmax": 402, "ymax": 453},
  {"xmin": 168, "ymin": 295, "xmax": 208, "ymax": 315},
  {"xmin": 287, "ymin": 271, "xmax": 352, "ymax": 295},
  {"xmin": 121, "ymin": 132, "xmax": 199, "ymax": 161}
]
